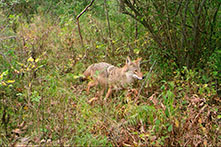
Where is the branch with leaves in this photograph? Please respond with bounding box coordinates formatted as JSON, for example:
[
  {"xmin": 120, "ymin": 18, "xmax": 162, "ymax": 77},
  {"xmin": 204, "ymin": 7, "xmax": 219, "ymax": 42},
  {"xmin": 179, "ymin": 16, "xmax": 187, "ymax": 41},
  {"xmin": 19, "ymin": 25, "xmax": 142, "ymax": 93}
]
[{"xmin": 119, "ymin": 0, "xmax": 220, "ymax": 69}]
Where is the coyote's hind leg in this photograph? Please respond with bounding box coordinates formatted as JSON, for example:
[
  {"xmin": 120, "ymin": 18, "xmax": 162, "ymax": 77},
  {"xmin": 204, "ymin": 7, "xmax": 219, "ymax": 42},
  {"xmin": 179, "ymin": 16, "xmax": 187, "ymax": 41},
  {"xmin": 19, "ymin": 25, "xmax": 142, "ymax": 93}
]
[{"xmin": 86, "ymin": 80, "xmax": 98, "ymax": 95}]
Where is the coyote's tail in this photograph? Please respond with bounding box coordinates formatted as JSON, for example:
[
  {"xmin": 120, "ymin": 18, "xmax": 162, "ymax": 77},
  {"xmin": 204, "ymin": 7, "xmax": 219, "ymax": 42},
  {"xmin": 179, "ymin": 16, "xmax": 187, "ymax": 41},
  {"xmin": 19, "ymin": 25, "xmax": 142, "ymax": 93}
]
[
  {"xmin": 79, "ymin": 66, "xmax": 91, "ymax": 82},
  {"xmin": 79, "ymin": 76, "xmax": 86, "ymax": 82},
  {"xmin": 74, "ymin": 75, "xmax": 86, "ymax": 82}
]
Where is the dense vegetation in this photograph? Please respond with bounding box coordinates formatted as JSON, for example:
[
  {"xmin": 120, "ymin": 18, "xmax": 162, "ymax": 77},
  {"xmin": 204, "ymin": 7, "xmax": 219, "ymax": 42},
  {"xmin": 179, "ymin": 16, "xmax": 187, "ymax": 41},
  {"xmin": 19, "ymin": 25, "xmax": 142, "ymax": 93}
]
[{"xmin": 0, "ymin": 0, "xmax": 220, "ymax": 146}]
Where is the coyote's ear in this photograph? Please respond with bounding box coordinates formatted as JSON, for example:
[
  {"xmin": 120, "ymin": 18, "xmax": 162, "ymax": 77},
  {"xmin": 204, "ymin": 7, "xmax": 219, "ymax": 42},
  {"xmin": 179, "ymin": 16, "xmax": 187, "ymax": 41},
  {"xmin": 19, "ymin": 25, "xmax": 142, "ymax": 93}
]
[
  {"xmin": 126, "ymin": 56, "xmax": 132, "ymax": 65},
  {"xmin": 135, "ymin": 57, "xmax": 142, "ymax": 64}
]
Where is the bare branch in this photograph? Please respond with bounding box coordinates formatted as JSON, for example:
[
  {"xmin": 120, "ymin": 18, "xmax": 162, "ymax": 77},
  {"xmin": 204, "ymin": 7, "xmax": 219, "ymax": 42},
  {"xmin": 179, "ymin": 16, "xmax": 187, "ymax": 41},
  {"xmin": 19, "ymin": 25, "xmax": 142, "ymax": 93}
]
[
  {"xmin": 123, "ymin": 0, "xmax": 143, "ymax": 18},
  {"xmin": 138, "ymin": 60, "xmax": 156, "ymax": 97},
  {"xmin": 76, "ymin": 0, "xmax": 95, "ymax": 20},
  {"xmin": 76, "ymin": 0, "xmax": 95, "ymax": 47},
  {"xmin": 173, "ymin": 0, "xmax": 183, "ymax": 17}
]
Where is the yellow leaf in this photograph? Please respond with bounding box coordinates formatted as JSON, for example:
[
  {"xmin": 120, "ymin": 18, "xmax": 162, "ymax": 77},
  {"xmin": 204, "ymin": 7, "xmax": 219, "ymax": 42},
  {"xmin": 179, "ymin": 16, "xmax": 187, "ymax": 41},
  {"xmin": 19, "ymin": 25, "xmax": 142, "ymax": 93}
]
[
  {"xmin": 175, "ymin": 119, "xmax": 179, "ymax": 128},
  {"xmin": 35, "ymin": 58, "xmax": 39, "ymax": 62},
  {"xmin": 201, "ymin": 126, "xmax": 207, "ymax": 134},
  {"xmin": 1, "ymin": 82, "xmax": 7, "ymax": 86},
  {"xmin": 17, "ymin": 62, "xmax": 24, "ymax": 66},
  {"xmin": 7, "ymin": 80, "xmax": 15, "ymax": 83},
  {"xmin": 74, "ymin": 74, "xmax": 84, "ymax": 79},
  {"xmin": 88, "ymin": 97, "xmax": 98, "ymax": 104},
  {"xmin": 27, "ymin": 57, "xmax": 34, "ymax": 62},
  {"xmin": 14, "ymin": 69, "xmax": 20, "ymax": 74},
  {"xmin": 22, "ymin": 114, "xmax": 28, "ymax": 119},
  {"xmin": 24, "ymin": 106, "xmax": 28, "ymax": 110}
]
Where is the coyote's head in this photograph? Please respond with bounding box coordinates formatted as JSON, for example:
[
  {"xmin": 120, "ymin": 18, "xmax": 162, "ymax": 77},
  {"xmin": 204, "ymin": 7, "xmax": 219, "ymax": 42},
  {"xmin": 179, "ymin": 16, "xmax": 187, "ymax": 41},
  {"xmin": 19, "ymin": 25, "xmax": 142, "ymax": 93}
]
[{"xmin": 124, "ymin": 57, "xmax": 144, "ymax": 80}]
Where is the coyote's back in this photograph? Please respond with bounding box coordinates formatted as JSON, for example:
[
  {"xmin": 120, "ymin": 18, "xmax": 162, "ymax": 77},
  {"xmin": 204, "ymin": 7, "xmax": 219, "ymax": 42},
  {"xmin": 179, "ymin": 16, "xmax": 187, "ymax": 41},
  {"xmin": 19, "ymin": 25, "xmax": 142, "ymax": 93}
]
[{"xmin": 83, "ymin": 62, "xmax": 111, "ymax": 85}]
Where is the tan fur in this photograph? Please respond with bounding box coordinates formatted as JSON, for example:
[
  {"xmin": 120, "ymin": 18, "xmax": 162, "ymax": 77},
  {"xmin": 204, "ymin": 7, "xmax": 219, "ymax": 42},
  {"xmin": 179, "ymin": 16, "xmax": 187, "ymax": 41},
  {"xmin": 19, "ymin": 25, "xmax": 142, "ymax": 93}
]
[{"xmin": 83, "ymin": 57, "xmax": 143, "ymax": 99}]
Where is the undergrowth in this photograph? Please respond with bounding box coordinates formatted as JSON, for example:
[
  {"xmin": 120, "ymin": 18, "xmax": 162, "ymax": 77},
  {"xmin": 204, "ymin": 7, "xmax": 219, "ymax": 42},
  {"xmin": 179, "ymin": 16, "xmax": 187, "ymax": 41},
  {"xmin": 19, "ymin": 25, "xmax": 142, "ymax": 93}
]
[{"xmin": 0, "ymin": 6, "xmax": 220, "ymax": 146}]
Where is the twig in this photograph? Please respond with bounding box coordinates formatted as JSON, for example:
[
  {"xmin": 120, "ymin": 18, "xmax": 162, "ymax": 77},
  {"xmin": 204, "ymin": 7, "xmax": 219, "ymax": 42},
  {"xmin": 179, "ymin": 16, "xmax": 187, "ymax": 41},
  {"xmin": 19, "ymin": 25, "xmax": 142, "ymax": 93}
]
[
  {"xmin": 0, "ymin": 36, "xmax": 17, "ymax": 42},
  {"xmin": 138, "ymin": 60, "xmax": 157, "ymax": 97},
  {"xmin": 0, "ymin": 50, "xmax": 13, "ymax": 67},
  {"xmin": 76, "ymin": 0, "xmax": 95, "ymax": 47},
  {"xmin": 123, "ymin": 0, "xmax": 164, "ymax": 49},
  {"xmin": 104, "ymin": 0, "xmax": 115, "ymax": 56}
]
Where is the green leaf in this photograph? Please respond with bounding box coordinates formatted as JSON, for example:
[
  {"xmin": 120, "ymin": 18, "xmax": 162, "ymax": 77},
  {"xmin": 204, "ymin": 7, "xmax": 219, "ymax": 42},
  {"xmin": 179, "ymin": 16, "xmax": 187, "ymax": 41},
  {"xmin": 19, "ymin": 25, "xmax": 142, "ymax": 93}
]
[
  {"xmin": 165, "ymin": 107, "xmax": 169, "ymax": 117},
  {"xmin": 168, "ymin": 124, "xmax": 173, "ymax": 132},
  {"xmin": 134, "ymin": 48, "xmax": 140, "ymax": 54},
  {"xmin": 155, "ymin": 119, "xmax": 160, "ymax": 125},
  {"xmin": 167, "ymin": 90, "xmax": 174, "ymax": 99},
  {"xmin": 212, "ymin": 71, "xmax": 218, "ymax": 76},
  {"xmin": 168, "ymin": 81, "xmax": 175, "ymax": 90}
]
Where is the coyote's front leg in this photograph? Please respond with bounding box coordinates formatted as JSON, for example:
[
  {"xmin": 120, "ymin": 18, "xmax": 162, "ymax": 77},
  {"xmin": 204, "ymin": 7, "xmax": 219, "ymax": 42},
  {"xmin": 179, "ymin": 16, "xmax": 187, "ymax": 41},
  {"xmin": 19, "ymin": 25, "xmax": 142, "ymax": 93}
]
[{"xmin": 104, "ymin": 86, "xmax": 113, "ymax": 100}]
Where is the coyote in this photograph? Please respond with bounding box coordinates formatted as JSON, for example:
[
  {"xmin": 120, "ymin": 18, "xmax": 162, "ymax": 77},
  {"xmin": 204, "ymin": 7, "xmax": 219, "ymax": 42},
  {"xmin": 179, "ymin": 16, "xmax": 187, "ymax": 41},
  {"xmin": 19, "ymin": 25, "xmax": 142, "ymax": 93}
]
[{"xmin": 82, "ymin": 57, "xmax": 144, "ymax": 99}]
